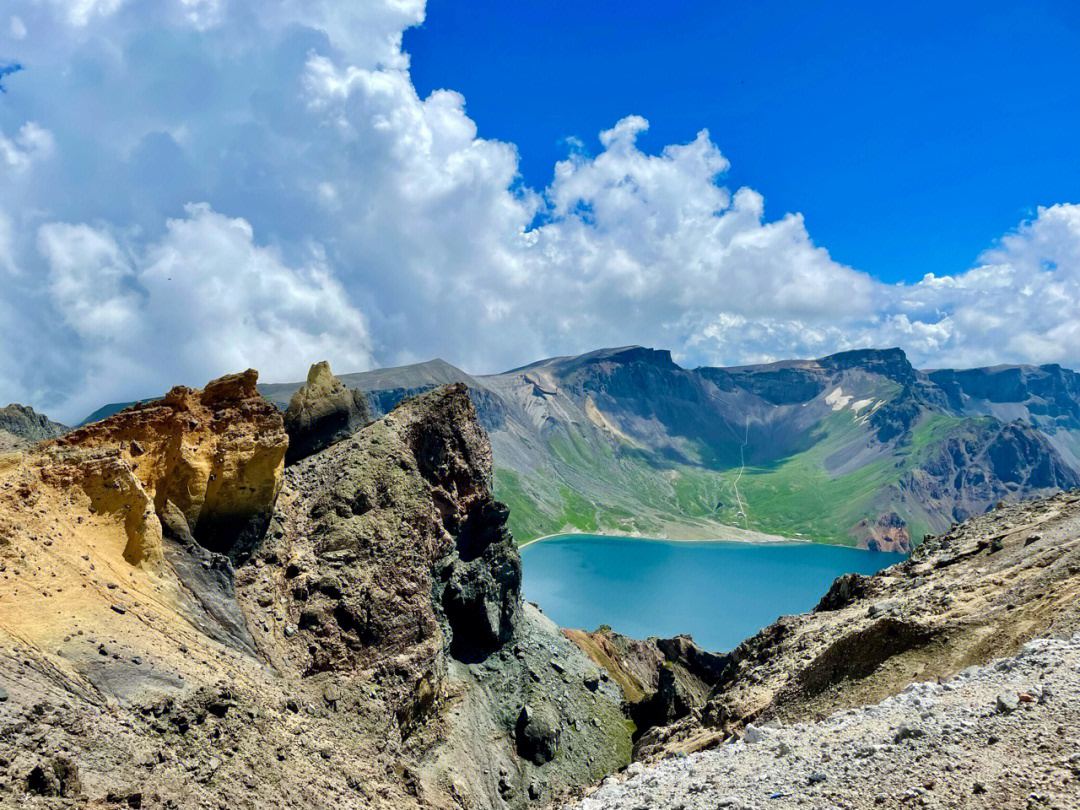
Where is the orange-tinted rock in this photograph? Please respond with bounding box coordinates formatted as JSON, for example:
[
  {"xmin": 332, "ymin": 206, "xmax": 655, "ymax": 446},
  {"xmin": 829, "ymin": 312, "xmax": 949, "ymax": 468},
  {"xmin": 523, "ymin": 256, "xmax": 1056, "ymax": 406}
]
[
  {"xmin": 55, "ymin": 369, "xmax": 287, "ymax": 561},
  {"xmin": 851, "ymin": 511, "xmax": 912, "ymax": 553}
]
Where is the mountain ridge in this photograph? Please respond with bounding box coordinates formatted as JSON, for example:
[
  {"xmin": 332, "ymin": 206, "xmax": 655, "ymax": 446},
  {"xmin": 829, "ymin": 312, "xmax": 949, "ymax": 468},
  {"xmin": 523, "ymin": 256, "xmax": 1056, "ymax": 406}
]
[{"xmin": 67, "ymin": 346, "xmax": 1080, "ymax": 550}]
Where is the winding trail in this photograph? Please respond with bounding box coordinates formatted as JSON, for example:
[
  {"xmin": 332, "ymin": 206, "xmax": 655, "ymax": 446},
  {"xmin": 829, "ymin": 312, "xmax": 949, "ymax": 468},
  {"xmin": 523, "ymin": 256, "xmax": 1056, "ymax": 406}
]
[{"xmin": 731, "ymin": 414, "xmax": 750, "ymax": 530}]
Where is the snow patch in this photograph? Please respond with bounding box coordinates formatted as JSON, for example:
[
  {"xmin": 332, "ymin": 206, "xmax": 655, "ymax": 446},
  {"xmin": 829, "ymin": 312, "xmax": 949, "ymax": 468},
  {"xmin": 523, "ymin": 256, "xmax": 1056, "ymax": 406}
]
[
  {"xmin": 825, "ymin": 387, "xmax": 853, "ymax": 411},
  {"xmin": 851, "ymin": 398, "xmax": 875, "ymax": 415}
]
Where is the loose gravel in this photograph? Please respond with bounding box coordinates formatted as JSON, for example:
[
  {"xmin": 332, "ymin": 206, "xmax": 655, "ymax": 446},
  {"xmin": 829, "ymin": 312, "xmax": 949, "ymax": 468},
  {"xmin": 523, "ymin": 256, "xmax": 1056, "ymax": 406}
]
[{"xmin": 569, "ymin": 635, "xmax": 1080, "ymax": 809}]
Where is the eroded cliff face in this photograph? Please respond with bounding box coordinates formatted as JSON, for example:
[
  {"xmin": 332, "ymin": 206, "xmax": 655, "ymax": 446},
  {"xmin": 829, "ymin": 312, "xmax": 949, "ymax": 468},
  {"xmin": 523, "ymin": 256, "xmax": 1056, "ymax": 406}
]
[
  {"xmin": 0, "ymin": 380, "xmax": 631, "ymax": 809},
  {"xmin": 55, "ymin": 369, "xmax": 288, "ymax": 563}
]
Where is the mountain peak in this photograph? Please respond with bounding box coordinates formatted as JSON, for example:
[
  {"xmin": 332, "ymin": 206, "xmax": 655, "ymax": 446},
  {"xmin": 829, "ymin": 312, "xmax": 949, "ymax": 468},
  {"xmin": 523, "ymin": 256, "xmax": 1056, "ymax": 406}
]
[
  {"xmin": 502, "ymin": 346, "xmax": 679, "ymax": 377},
  {"xmin": 818, "ymin": 347, "xmax": 915, "ymax": 384}
]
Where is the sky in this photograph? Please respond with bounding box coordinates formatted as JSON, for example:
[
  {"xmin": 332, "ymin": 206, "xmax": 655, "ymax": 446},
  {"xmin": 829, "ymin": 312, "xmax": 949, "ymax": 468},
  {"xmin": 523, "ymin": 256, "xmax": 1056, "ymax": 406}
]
[
  {"xmin": 0, "ymin": 0, "xmax": 1078, "ymax": 423},
  {"xmin": 406, "ymin": 0, "xmax": 1080, "ymax": 285}
]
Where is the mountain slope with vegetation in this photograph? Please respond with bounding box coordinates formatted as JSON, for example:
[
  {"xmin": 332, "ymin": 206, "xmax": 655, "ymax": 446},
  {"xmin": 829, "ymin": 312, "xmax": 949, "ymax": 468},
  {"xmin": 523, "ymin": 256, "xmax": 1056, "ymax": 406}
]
[
  {"xmin": 254, "ymin": 347, "xmax": 1080, "ymax": 550},
  {"xmin": 0, "ymin": 403, "xmax": 68, "ymax": 452}
]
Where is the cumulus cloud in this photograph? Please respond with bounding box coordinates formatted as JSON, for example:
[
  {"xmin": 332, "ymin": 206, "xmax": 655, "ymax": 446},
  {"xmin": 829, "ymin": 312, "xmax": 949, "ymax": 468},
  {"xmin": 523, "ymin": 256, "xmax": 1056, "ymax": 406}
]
[
  {"xmin": 35, "ymin": 204, "xmax": 373, "ymax": 420},
  {"xmin": 889, "ymin": 204, "xmax": 1080, "ymax": 368},
  {"xmin": 0, "ymin": 121, "xmax": 53, "ymax": 174},
  {"xmin": 0, "ymin": 0, "xmax": 1078, "ymax": 422}
]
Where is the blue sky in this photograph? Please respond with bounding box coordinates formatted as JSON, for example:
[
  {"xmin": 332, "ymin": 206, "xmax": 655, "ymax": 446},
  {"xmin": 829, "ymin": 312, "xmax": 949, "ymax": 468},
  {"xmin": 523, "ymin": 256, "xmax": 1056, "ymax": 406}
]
[
  {"xmin": 406, "ymin": 0, "xmax": 1080, "ymax": 284},
  {"xmin": 1, "ymin": 0, "xmax": 1079, "ymax": 422}
]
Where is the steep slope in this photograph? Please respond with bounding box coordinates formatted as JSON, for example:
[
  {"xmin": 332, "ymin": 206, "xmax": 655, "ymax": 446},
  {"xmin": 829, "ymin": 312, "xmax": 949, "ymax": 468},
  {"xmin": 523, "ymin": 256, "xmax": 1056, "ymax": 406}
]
[{"xmin": 0, "ymin": 378, "xmax": 632, "ymax": 808}]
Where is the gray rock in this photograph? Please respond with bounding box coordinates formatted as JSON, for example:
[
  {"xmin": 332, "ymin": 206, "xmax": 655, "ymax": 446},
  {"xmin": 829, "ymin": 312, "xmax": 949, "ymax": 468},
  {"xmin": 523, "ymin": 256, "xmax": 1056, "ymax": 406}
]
[
  {"xmin": 867, "ymin": 600, "xmax": 900, "ymax": 618},
  {"xmin": 743, "ymin": 724, "xmax": 765, "ymax": 743},
  {"xmin": 995, "ymin": 692, "xmax": 1019, "ymax": 714},
  {"xmin": 516, "ymin": 704, "xmax": 559, "ymax": 765},
  {"xmin": 894, "ymin": 724, "xmax": 925, "ymax": 743},
  {"xmin": 284, "ymin": 362, "xmax": 371, "ymax": 464}
]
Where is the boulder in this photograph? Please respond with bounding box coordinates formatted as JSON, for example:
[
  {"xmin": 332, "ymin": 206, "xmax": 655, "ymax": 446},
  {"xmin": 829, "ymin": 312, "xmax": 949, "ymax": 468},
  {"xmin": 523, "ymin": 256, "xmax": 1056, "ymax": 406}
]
[
  {"xmin": 26, "ymin": 755, "xmax": 81, "ymax": 797},
  {"xmin": 815, "ymin": 573, "xmax": 871, "ymax": 612},
  {"xmin": 283, "ymin": 361, "xmax": 372, "ymax": 464},
  {"xmin": 516, "ymin": 704, "xmax": 559, "ymax": 764}
]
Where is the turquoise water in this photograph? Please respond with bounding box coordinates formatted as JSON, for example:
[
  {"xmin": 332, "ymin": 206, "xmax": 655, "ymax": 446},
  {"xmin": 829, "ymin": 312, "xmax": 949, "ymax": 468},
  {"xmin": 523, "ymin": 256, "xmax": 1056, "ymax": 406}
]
[{"xmin": 520, "ymin": 535, "xmax": 905, "ymax": 652}]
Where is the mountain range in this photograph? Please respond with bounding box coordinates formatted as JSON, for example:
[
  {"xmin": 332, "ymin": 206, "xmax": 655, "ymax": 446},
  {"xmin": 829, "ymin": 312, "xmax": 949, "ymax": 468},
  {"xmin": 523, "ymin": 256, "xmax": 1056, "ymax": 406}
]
[
  {"xmin": 3, "ymin": 363, "xmax": 1078, "ymax": 808},
  {"xmin": 31, "ymin": 346, "xmax": 1080, "ymax": 552},
  {"xmin": 252, "ymin": 347, "xmax": 1080, "ymax": 552}
]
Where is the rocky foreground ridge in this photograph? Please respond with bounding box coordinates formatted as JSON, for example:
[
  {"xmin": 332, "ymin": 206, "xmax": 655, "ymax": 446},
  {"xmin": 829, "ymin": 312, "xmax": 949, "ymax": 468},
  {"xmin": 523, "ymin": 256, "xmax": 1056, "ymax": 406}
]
[
  {"xmin": 566, "ymin": 635, "xmax": 1080, "ymax": 810},
  {"xmin": 0, "ymin": 369, "xmax": 631, "ymax": 808},
  {"xmin": 3, "ymin": 364, "xmax": 1079, "ymax": 809},
  {"xmin": 566, "ymin": 490, "xmax": 1080, "ymax": 765}
]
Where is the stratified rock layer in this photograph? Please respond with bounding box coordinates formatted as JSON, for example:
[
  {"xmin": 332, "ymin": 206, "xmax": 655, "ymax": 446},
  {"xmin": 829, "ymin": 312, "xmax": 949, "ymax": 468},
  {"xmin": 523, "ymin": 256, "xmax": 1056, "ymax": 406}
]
[{"xmin": 55, "ymin": 369, "xmax": 288, "ymax": 562}]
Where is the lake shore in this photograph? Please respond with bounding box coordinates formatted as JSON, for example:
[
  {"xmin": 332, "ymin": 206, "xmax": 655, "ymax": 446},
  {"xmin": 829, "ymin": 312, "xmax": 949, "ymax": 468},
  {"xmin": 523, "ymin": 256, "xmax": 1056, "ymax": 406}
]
[{"xmin": 517, "ymin": 525, "xmax": 811, "ymax": 550}]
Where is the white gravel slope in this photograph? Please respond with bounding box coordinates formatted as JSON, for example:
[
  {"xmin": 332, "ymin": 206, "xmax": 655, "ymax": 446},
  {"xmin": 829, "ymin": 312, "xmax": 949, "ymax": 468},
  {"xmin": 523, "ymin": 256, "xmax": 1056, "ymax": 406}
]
[{"xmin": 570, "ymin": 636, "xmax": 1080, "ymax": 810}]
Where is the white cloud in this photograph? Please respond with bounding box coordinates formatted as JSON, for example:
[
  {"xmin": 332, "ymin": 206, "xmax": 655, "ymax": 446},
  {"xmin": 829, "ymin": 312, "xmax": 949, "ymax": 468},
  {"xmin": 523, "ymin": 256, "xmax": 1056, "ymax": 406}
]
[
  {"xmin": 39, "ymin": 221, "xmax": 140, "ymax": 338},
  {"xmin": 9, "ymin": 16, "xmax": 27, "ymax": 39},
  {"xmin": 36, "ymin": 204, "xmax": 373, "ymax": 420},
  {"xmin": 45, "ymin": 0, "xmax": 128, "ymax": 27},
  {"xmin": 890, "ymin": 204, "xmax": 1080, "ymax": 368},
  {"xmin": 0, "ymin": 122, "xmax": 54, "ymax": 176},
  {"xmin": 0, "ymin": 0, "xmax": 1077, "ymax": 423}
]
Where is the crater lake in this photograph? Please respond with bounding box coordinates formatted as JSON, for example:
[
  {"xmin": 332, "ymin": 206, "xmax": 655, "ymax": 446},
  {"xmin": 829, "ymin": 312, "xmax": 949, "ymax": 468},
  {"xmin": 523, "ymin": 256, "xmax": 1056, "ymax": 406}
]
[{"xmin": 520, "ymin": 535, "xmax": 906, "ymax": 652}]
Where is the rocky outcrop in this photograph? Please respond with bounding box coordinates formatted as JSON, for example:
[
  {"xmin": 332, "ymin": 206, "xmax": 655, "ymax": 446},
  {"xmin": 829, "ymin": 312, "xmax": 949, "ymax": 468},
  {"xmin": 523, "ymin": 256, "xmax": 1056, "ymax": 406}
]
[
  {"xmin": 55, "ymin": 369, "xmax": 288, "ymax": 563},
  {"xmin": 563, "ymin": 627, "xmax": 729, "ymax": 754},
  {"xmin": 0, "ymin": 380, "xmax": 631, "ymax": 809},
  {"xmin": 850, "ymin": 511, "xmax": 911, "ymax": 552},
  {"xmin": 242, "ymin": 383, "xmax": 631, "ymax": 805},
  {"xmin": 283, "ymin": 361, "xmax": 371, "ymax": 464},
  {"xmin": 0, "ymin": 403, "xmax": 68, "ymax": 452}
]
